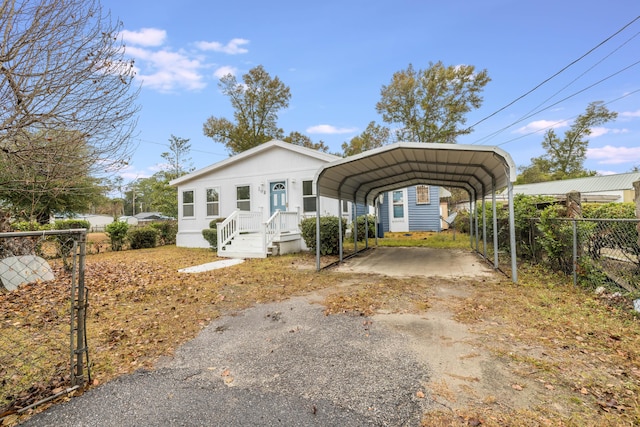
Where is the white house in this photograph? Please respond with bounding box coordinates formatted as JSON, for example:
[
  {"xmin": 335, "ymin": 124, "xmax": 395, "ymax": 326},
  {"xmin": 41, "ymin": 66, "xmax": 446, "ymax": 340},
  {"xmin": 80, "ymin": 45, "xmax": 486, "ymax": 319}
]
[{"xmin": 170, "ymin": 140, "xmax": 347, "ymax": 257}]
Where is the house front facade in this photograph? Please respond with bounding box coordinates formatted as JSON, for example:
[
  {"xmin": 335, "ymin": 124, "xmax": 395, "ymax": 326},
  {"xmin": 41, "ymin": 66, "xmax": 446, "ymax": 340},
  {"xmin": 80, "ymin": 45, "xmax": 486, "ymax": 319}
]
[{"xmin": 170, "ymin": 140, "xmax": 347, "ymax": 252}]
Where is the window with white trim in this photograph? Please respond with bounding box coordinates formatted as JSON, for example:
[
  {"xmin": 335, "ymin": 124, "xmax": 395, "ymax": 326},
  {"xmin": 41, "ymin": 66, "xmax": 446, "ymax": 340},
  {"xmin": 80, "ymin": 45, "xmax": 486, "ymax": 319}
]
[
  {"xmin": 182, "ymin": 190, "xmax": 194, "ymax": 217},
  {"xmin": 416, "ymin": 185, "xmax": 430, "ymax": 204},
  {"xmin": 206, "ymin": 187, "xmax": 220, "ymax": 216},
  {"xmin": 302, "ymin": 180, "xmax": 316, "ymax": 212},
  {"xmin": 236, "ymin": 185, "xmax": 250, "ymax": 211}
]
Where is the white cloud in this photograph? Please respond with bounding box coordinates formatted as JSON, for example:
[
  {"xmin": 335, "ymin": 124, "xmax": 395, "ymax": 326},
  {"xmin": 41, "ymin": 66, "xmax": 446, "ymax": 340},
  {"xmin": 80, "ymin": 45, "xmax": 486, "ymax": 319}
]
[
  {"xmin": 121, "ymin": 28, "xmax": 166, "ymax": 47},
  {"xmin": 120, "ymin": 30, "xmax": 249, "ymax": 93},
  {"xmin": 620, "ymin": 109, "xmax": 640, "ymax": 119},
  {"xmin": 213, "ymin": 66, "xmax": 237, "ymax": 79},
  {"xmin": 588, "ymin": 127, "xmax": 629, "ymax": 138},
  {"xmin": 130, "ymin": 48, "xmax": 206, "ymax": 92},
  {"xmin": 307, "ymin": 124, "xmax": 358, "ymax": 134},
  {"xmin": 587, "ymin": 145, "xmax": 640, "ymax": 165},
  {"xmin": 515, "ymin": 119, "xmax": 568, "ymax": 135},
  {"xmin": 195, "ymin": 38, "xmax": 249, "ymax": 54}
]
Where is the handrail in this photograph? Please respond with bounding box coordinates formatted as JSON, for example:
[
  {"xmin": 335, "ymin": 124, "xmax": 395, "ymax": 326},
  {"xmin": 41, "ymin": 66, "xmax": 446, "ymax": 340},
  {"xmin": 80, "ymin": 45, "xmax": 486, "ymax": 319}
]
[
  {"xmin": 219, "ymin": 210, "xmax": 301, "ymax": 254},
  {"xmin": 217, "ymin": 210, "xmax": 240, "ymax": 252}
]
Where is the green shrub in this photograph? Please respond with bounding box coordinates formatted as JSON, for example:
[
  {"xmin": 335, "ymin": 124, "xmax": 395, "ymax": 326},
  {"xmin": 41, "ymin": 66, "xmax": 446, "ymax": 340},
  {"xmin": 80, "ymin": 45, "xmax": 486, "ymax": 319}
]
[
  {"xmin": 128, "ymin": 227, "xmax": 158, "ymax": 249},
  {"xmin": 105, "ymin": 221, "xmax": 129, "ymax": 251},
  {"xmin": 350, "ymin": 215, "xmax": 376, "ymax": 241},
  {"xmin": 300, "ymin": 216, "xmax": 346, "ymax": 255},
  {"xmin": 149, "ymin": 221, "xmax": 178, "ymax": 245},
  {"xmin": 11, "ymin": 221, "xmax": 49, "ymax": 231},
  {"xmin": 53, "ymin": 219, "xmax": 90, "ymax": 230},
  {"xmin": 202, "ymin": 218, "xmax": 226, "ymax": 251}
]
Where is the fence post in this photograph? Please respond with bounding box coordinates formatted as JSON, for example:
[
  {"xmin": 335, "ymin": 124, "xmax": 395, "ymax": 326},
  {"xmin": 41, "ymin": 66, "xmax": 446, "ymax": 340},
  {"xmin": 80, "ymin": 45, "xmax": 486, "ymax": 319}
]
[
  {"xmin": 567, "ymin": 191, "xmax": 581, "ymax": 285},
  {"xmin": 75, "ymin": 231, "xmax": 88, "ymax": 387}
]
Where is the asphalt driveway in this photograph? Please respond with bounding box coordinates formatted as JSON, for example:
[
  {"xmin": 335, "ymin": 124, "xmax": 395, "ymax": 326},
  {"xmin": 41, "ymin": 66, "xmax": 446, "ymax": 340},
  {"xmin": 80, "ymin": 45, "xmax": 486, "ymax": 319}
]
[{"xmin": 22, "ymin": 248, "xmax": 497, "ymax": 427}]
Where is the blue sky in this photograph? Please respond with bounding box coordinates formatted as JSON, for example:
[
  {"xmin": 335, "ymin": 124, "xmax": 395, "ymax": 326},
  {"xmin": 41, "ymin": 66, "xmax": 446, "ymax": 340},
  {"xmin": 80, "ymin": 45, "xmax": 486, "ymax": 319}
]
[{"xmin": 101, "ymin": 0, "xmax": 640, "ymax": 181}]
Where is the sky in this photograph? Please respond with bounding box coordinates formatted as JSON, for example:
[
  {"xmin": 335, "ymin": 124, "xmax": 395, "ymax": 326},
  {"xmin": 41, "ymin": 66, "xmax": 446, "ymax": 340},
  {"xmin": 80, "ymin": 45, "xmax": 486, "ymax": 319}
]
[{"xmin": 100, "ymin": 0, "xmax": 640, "ymax": 182}]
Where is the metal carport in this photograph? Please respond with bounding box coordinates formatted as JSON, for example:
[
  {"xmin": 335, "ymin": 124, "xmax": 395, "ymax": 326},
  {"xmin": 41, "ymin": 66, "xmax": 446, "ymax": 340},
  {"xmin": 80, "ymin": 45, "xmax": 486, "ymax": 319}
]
[{"xmin": 313, "ymin": 142, "xmax": 519, "ymax": 282}]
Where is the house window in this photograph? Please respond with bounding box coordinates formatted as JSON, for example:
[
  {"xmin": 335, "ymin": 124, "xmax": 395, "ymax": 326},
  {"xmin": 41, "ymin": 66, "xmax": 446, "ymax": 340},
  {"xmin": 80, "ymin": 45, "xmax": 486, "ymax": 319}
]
[
  {"xmin": 236, "ymin": 185, "xmax": 250, "ymax": 211},
  {"xmin": 416, "ymin": 185, "xmax": 430, "ymax": 204},
  {"xmin": 342, "ymin": 200, "xmax": 349, "ymax": 213},
  {"xmin": 182, "ymin": 190, "xmax": 194, "ymax": 217},
  {"xmin": 206, "ymin": 188, "xmax": 219, "ymax": 216},
  {"xmin": 392, "ymin": 190, "xmax": 404, "ymax": 218},
  {"xmin": 302, "ymin": 180, "xmax": 316, "ymax": 212}
]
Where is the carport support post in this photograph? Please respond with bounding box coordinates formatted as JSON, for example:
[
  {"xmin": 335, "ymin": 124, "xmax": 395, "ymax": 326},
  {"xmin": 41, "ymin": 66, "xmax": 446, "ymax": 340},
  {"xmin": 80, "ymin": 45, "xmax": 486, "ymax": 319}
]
[
  {"xmin": 492, "ymin": 179, "xmax": 499, "ymax": 269},
  {"xmin": 353, "ymin": 202, "xmax": 358, "ymax": 253},
  {"xmin": 338, "ymin": 198, "xmax": 343, "ymax": 262},
  {"xmin": 364, "ymin": 210, "xmax": 369, "ymax": 249},
  {"xmin": 315, "ymin": 190, "xmax": 321, "ymax": 271},
  {"xmin": 482, "ymin": 184, "xmax": 487, "ymax": 259},
  {"xmin": 507, "ymin": 180, "xmax": 518, "ymax": 283}
]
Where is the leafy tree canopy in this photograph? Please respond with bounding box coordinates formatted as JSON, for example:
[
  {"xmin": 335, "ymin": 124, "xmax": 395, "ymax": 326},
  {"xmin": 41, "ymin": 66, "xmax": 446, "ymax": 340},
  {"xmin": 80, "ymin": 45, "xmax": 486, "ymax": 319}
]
[
  {"xmin": 282, "ymin": 131, "xmax": 331, "ymax": 153},
  {"xmin": 203, "ymin": 65, "xmax": 291, "ymax": 155},
  {"xmin": 376, "ymin": 61, "xmax": 490, "ymax": 143},
  {"xmin": 517, "ymin": 101, "xmax": 617, "ymax": 184},
  {"xmin": 341, "ymin": 121, "xmax": 391, "ymax": 156}
]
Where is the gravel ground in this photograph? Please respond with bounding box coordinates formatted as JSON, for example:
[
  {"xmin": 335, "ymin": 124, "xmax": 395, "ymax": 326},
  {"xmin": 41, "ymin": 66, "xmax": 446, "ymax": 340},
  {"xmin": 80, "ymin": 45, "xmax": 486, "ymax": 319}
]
[{"xmin": 22, "ymin": 296, "xmax": 433, "ymax": 427}]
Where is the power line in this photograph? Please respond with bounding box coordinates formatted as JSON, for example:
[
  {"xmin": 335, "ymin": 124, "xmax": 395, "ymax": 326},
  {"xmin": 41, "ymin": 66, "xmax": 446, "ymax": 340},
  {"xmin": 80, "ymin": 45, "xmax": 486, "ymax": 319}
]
[
  {"xmin": 467, "ymin": 15, "xmax": 640, "ymax": 132},
  {"xmin": 474, "ymin": 59, "xmax": 640, "ymax": 147},
  {"xmin": 472, "ymin": 29, "xmax": 640, "ymax": 145}
]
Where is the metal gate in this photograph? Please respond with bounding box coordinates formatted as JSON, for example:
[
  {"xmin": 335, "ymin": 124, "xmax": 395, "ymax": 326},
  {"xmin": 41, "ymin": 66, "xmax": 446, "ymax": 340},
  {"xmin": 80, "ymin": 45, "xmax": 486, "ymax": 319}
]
[{"xmin": 0, "ymin": 229, "xmax": 89, "ymax": 421}]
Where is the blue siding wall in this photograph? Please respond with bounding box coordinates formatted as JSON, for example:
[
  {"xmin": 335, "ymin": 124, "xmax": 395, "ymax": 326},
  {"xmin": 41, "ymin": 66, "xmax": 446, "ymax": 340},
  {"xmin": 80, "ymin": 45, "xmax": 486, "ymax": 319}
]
[
  {"xmin": 407, "ymin": 186, "xmax": 441, "ymax": 231},
  {"xmin": 377, "ymin": 186, "xmax": 441, "ymax": 232}
]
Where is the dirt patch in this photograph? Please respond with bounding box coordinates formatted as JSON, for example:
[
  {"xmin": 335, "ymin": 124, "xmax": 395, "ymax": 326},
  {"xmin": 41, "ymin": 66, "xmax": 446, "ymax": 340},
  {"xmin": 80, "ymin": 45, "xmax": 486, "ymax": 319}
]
[{"xmin": 373, "ymin": 280, "xmax": 548, "ymax": 416}]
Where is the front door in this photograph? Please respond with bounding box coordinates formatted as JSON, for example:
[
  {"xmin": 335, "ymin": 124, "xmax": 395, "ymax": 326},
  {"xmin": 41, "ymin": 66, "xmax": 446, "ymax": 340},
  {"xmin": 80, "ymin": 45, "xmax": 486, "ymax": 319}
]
[
  {"xmin": 270, "ymin": 181, "xmax": 287, "ymax": 215},
  {"xmin": 389, "ymin": 188, "xmax": 409, "ymax": 232}
]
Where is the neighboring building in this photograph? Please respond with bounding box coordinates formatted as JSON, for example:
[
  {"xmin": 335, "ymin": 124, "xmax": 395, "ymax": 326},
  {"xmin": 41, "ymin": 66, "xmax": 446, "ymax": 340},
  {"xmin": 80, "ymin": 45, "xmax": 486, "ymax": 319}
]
[
  {"xmin": 377, "ymin": 185, "xmax": 450, "ymax": 233},
  {"xmin": 509, "ymin": 172, "xmax": 640, "ymax": 203},
  {"xmin": 169, "ymin": 140, "xmax": 347, "ymax": 255},
  {"xmin": 133, "ymin": 212, "xmax": 173, "ymax": 223}
]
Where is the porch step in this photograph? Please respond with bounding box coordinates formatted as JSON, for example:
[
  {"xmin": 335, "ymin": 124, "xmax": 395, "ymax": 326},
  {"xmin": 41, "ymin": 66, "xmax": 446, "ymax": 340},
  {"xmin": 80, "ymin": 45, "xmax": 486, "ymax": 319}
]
[{"xmin": 218, "ymin": 233, "xmax": 268, "ymax": 259}]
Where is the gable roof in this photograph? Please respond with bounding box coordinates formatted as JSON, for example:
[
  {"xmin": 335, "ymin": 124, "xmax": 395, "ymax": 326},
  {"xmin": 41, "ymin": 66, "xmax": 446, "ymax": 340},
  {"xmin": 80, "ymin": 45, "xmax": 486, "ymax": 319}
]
[
  {"xmin": 511, "ymin": 172, "xmax": 640, "ymax": 196},
  {"xmin": 170, "ymin": 140, "xmax": 340, "ymax": 186},
  {"xmin": 315, "ymin": 142, "xmax": 516, "ymax": 205}
]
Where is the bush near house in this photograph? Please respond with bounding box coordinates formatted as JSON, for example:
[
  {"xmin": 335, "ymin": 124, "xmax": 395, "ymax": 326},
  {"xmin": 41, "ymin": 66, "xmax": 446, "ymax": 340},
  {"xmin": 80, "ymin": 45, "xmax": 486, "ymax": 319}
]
[
  {"xmin": 300, "ymin": 216, "xmax": 347, "ymax": 255},
  {"xmin": 128, "ymin": 227, "xmax": 158, "ymax": 249},
  {"xmin": 202, "ymin": 218, "xmax": 226, "ymax": 251},
  {"xmin": 350, "ymin": 215, "xmax": 376, "ymax": 242},
  {"xmin": 105, "ymin": 221, "xmax": 128, "ymax": 251},
  {"xmin": 149, "ymin": 221, "xmax": 178, "ymax": 246}
]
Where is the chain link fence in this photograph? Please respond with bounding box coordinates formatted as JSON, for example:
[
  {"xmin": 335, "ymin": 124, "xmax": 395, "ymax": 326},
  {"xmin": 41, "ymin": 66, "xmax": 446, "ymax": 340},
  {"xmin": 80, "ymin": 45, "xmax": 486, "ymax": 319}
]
[
  {"xmin": 0, "ymin": 229, "xmax": 89, "ymax": 421},
  {"xmin": 527, "ymin": 218, "xmax": 640, "ymax": 291}
]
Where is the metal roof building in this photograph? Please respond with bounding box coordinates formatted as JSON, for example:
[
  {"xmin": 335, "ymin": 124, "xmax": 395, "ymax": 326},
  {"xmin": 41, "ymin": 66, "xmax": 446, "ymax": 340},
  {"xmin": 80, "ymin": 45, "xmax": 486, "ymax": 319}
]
[{"xmin": 509, "ymin": 172, "xmax": 640, "ymax": 203}]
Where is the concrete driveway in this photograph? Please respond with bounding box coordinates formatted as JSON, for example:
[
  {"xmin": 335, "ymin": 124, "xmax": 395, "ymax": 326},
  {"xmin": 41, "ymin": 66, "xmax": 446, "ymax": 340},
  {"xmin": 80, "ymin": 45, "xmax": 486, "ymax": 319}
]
[{"xmin": 334, "ymin": 247, "xmax": 496, "ymax": 278}]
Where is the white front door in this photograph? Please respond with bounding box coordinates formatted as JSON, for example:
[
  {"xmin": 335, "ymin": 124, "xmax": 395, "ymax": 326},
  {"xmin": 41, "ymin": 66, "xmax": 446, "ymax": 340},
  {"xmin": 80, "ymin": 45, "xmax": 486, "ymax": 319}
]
[{"xmin": 389, "ymin": 189, "xmax": 409, "ymax": 232}]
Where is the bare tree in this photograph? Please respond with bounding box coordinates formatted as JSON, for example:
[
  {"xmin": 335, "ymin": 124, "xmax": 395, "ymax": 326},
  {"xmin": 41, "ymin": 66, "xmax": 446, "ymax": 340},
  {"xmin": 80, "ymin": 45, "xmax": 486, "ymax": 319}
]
[{"xmin": 0, "ymin": 0, "xmax": 140, "ymax": 212}]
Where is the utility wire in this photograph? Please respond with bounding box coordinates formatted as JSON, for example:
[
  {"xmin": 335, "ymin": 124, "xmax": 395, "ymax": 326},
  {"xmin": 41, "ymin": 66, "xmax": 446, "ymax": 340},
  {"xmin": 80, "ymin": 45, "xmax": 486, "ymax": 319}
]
[
  {"xmin": 472, "ymin": 29, "xmax": 640, "ymax": 145},
  {"xmin": 475, "ymin": 59, "xmax": 640, "ymax": 147},
  {"xmin": 467, "ymin": 15, "xmax": 640, "ymax": 132},
  {"xmin": 494, "ymin": 87, "xmax": 640, "ymax": 147}
]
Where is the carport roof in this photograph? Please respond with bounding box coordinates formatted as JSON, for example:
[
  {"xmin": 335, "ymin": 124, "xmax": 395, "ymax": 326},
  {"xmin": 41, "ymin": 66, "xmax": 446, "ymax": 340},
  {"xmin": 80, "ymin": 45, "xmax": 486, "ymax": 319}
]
[{"xmin": 315, "ymin": 142, "xmax": 517, "ymax": 205}]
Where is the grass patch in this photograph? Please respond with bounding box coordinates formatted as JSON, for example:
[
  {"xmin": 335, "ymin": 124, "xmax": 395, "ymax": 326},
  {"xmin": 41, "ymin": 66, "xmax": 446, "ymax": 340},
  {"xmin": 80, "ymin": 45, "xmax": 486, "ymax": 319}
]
[{"xmin": 378, "ymin": 231, "xmax": 471, "ymax": 249}]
